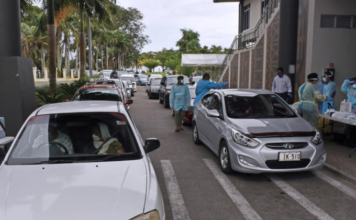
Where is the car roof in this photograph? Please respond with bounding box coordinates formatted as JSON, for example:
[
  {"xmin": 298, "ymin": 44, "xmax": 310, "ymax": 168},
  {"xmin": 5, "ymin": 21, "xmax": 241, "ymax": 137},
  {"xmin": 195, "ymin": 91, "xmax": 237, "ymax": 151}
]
[
  {"xmin": 37, "ymin": 101, "xmax": 123, "ymax": 115},
  {"xmin": 219, "ymin": 89, "xmax": 274, "ymax": 96},
  {"xmin": 79, "ymin": 84, "xmax": 117, "ymax": 90}
]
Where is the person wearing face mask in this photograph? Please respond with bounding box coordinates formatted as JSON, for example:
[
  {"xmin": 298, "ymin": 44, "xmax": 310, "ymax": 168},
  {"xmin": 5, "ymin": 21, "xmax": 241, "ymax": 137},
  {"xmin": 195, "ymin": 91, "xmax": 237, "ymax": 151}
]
[
  {"xmin": 92, "ymin": 123, "xmax": 125, "ymax": 154},
  {"xmin": 318, "ymin": 71, "xmax": 336, "ymax": 101},
  {"xmin": 170, "ymin": 76, "xmax": 191, "ymax": 132},
  {"xmin": 272, "ymin": 67, "xmax": 292, "ymax": 102},
  {"xmin": 341, "ymin": 76, "xmax": 356, "ymax": 113},
  {"xmin": 293, "ymin": 73, "xmax": 327, "ymax": 127}
]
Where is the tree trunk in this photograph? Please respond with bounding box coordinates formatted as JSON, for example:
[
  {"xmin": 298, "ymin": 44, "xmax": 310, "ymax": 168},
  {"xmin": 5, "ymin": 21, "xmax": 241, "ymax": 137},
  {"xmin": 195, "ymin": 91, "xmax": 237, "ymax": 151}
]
[
  {"xmin": 47, "ymin": 0, "xmax": 56, "ymax": 95},
  {"xmin": 117, "ymin": 52, "xmax": 121, "ymax": 70},
  {"xmin": 41, "ymin": 44, "xmax": 46, "ymax": 76},
  {"xmin": 79, "ymin": 2, "xmax": 86, "ymax": 80},
  {"xmin": 65, "ymin": 38, "xmax": 70, "ymax": 78},
  {"xmin": 56, "ymin": 31, "xmax": 63, "ymax": 77},
  {"xmin": 75, "ymin": 45, "xmax": 78, "ymax": 76},
  {"xmin": 100, "ymin": 45, "xmax": 104, "ymax": 70},
  {"xmin": 95, "ymin": 46, "xmax": 98, "ymax": 71},
  {"xmin": 106, "ymin": 44, "xmax": 109, "ymax": 69}
]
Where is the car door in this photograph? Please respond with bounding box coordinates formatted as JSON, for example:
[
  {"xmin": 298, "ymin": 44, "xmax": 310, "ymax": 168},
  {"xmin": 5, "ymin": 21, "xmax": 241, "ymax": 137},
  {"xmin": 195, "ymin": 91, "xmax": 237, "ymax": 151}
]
[
  {"xmin": 160, "ymin": 77, "xmax": 166, "ymax": 100},
  {"xmin": 196, "ymin": 94, "xmax": 213, "ymax": 146},
  {"xmin": 204, "ymin": 93, "xmax": 226, "ymax": 154}
]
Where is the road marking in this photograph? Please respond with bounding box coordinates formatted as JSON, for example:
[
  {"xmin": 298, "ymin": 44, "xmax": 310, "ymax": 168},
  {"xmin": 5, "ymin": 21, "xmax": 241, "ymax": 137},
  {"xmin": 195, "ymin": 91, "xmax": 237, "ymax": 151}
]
[
  {"xmin": 267, "ymin": 174, "xmax": 335, "ymax": 220},
  {"xmin": 313, "ymin": 170, "xmax": 356, "ymax": 200},
  {"xmin": 203, "ymin": 159, "xmax": 262, "ymax": 220},
  {"xmin": 161, "ymin": 160, "xmax": 191, "ymax": 220},
  {"xmin": 325, "ymin": 163, "xmax": 356, "ymax": 183}
]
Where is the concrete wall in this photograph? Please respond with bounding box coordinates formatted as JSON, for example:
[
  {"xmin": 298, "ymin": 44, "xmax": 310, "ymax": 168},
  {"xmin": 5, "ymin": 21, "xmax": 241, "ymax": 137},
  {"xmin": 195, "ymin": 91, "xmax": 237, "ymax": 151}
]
[
  {"xmin": 308, "ymin": 0, "xmax": 356, "ymax": 109},
  {"xmin": 243, "ymin": 0, "xmax": 261, "ymax": 31}
]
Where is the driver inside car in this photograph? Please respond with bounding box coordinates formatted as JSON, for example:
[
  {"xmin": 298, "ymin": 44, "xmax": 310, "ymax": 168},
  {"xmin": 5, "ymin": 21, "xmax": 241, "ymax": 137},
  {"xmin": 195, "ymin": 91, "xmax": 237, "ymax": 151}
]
[
  {"xmin": 33, "ymin": 122, "xmax": 74, "ymax": 154},
  {"xmin": 92, "ymin": 122, "xmax": 125, "ymax": 155}
]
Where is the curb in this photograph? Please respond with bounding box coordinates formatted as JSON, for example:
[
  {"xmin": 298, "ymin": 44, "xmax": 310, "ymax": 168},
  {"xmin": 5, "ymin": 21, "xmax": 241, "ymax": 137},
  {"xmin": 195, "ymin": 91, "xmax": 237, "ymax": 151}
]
[{"xmin": 324, "ymin": 163, "xmax": 356, "ymax": 185}]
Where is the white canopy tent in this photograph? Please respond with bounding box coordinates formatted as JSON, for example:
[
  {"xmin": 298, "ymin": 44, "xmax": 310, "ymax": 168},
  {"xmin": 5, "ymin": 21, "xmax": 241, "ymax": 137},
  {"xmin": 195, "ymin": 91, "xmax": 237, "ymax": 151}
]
[{"xmin": 181, "ymin": 54, "xmax": 226, "ymax": 67}]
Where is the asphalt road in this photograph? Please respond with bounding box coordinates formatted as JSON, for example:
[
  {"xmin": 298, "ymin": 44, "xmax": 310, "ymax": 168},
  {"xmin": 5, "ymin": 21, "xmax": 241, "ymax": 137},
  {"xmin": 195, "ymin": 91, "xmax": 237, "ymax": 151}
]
[{"xmin": 130, "ymin": 86, "xmax": 356, "ymax": 220}]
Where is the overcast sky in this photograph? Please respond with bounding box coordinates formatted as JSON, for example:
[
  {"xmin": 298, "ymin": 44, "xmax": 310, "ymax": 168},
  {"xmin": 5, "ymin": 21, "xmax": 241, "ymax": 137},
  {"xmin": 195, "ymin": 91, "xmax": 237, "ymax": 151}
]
[{"xmin": 118, "ymin": 0, "xmax": 240, "ymax": 52}]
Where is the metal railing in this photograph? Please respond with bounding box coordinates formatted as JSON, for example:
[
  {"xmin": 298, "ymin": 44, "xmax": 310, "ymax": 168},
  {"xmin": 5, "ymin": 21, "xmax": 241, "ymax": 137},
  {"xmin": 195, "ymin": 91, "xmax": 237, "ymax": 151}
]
[{"xmin": 217, "ymin": 0, "xmax": 280, "ymax": 81}]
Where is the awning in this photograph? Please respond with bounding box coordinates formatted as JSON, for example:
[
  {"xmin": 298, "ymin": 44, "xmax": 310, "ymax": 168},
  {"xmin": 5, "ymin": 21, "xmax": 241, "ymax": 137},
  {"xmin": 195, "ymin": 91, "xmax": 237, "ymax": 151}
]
[{"xmin": 181, "ymin": 54, "xmax": 226, "ymax": 67}]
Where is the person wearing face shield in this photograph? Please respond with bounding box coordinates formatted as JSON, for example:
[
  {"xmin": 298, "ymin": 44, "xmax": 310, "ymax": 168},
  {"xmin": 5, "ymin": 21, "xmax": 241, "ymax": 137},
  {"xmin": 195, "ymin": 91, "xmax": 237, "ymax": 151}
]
[
  {"xmin": 170, "ymin": 76, "xmax": 191, "ymax": 132},
  {"xmin": 293, "ymin": 73, "xmax": 327, "ymax": 127},
  {"xmin": 272, "ymin": 67, "xmax": 292, "ymax": 102},
  {"xmin": 341, "ymin": 76, "xmax": 356, "ymax": 113},
  {"xmin": 318, "ymin": 71, "xmax": 336, "ymax": 101}
]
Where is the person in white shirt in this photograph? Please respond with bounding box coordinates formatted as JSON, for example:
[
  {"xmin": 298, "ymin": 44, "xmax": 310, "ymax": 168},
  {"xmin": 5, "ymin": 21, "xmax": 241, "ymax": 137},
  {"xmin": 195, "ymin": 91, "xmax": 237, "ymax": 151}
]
[{"xmin": 272, "ymin": 67, "xmax": 292, "ymax": 102}]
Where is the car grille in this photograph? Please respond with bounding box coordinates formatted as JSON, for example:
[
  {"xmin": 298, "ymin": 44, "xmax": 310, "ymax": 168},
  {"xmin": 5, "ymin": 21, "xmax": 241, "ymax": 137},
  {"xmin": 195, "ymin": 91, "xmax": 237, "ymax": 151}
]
[
  {"xmin": 265, "ymin": 159, "xmax": 310, "ymax": 169},
  {"xmin": 265, "ymin": 142, "xmax": 308, "ymax": 149}
]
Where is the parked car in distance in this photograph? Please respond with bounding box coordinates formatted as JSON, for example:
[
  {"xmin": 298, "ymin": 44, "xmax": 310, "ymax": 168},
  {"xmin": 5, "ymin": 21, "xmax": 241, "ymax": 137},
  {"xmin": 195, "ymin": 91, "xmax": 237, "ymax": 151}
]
[
  {"xmin": 136, "ymin": 74, "xmax": 148, "ymax": 86},
  {"xmin": 191, "ymin": 76, "xmax": 202, "ymax": 84},
  {"xmin": 147, "ymin": 78, "xmax": 162, "ymax": 99},
  {"xmin": 193, "ymin": 89, "xmax": 326, "ymax": 174},
  {"xmin": 0, "ymin": 101, "xmax": 165, "ymax": 220},
  {"xmin": 122, "ymin": 80, "xmax": 132, "ymax": 100},
  {"xmin": 99, "ymin": 69, "xmax": 112, "ymax": 79},
  {"xmin": 146, "ymin": 74, "xmax": 163, "ymax": 93},
  {"xmin": 121, "ymin": 74, "xmax": 137, "ymax": 96},
  {"xmin": 72, "ymin": 83, "xmax": 124, "ymax": 103},
  {"xmin": 159, "ymin": 75, "xmax": 189, "ymax": 108},
  {"xmin": 183, "ymin": 84, "xmax": 197, "ymax": 125}
]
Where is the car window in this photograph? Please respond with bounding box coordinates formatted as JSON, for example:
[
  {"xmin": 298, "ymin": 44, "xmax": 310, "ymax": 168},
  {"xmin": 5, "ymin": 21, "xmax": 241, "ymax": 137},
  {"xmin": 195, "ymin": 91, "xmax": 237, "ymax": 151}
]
[
  {"xmin": 73, "ymin": 89, "xmax": 121, "ymax": 101},
  {"xmin": 201, "ymin": 94, "xmax": 213, "ymax": 108},
  {"xmin": 7, "ymin": 113, "xmax": 142, "ymax": 165},
  {"xmin": 225, "ymin": 94, "xmax": 297, "ymax": 118},
  {"xmin": 151, "ymin": 79, "xmax": 161, "ymax": 86},
  {"xmin": 166, "ymin": 76, "xmax": 189, "ymax": 85},
  {"xmin": 208, "ymin": 95, "xmax": 223, "ymax": 115}
]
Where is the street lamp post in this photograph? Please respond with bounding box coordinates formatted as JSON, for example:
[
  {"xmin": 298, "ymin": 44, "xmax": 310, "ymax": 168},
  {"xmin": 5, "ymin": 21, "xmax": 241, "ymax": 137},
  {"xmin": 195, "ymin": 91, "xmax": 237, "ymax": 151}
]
[{"xmin": 0, "ymin": 0, "xmax": 37, "ymax": 136}]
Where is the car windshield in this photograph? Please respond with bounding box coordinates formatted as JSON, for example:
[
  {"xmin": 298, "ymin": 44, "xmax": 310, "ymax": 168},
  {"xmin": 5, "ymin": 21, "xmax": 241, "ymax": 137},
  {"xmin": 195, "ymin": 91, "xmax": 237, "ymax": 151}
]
[
  {"xmin": 151, "ymin": 79, "xmax": 161, "ymax": 86},
  {"xmin": 167, "ymin": 76, "xmax": 189, "ymax": 85},
  {"xmin": 225, "ymin": 94, "xmax": 296, "ymax": 118},
  {"xmin": 189, "ymin": 88, "xmax": 196, "ymax": 98},
  {"xmin": 121, "ymin": 77, "xmax": 136, "ymax": 83},
  {"xmin": 74, "ymin": 89, "xmax": 121, "ymax": 101},
  {"xmin": 7, "ymin": 113, "xmax": 141, "ymax": 165}
]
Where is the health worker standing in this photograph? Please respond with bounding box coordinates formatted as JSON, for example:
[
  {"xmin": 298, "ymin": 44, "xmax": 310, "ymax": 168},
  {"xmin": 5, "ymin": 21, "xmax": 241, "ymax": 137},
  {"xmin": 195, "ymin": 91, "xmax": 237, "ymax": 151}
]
[
  {"xmin": 341, "ymin": 76, "xmax": 356, "ymax": 113},
  {"xmin": 193, "ymin": 73, "xmax": 228, "ymax": 106},
  {"xmin": 318, "ymin": 71, "xmax": 336, "ymax": 101}
]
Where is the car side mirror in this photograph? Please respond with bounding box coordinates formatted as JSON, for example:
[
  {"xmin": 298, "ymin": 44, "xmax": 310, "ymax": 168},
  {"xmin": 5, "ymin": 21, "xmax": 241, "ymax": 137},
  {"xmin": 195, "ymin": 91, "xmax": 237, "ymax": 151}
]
[
  {"xmin": 206, "ymin": 109, "xmax": 220, "ymax": 118},
  {"xmin": 144, "ymin": 138, "xmax": 160, "ymax": 153},
  {"xmin": 161, "ymin": 82, "xmax": 164, "ymax": 86},
  {"xmin": 126, "ymin": 100, "xmax": 133, "ymax": 105}
]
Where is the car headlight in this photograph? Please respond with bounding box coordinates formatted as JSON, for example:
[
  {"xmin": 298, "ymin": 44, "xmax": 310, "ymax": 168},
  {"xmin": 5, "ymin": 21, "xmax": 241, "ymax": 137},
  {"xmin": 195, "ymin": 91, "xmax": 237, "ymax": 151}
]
[
  {"xmin": 166, "ymin": 89, "xmax": 171, "ymax": 93},
  {"xmin": 130, "ymin": 210, "xmax": 160, "ymax": 220},
  {"xmin": 311, "ymin": 130, "xmax": 322, "ymax": 145},
  {"xmin": 231, "ymin": 129, "xmax": 259, "ymax": 148}
]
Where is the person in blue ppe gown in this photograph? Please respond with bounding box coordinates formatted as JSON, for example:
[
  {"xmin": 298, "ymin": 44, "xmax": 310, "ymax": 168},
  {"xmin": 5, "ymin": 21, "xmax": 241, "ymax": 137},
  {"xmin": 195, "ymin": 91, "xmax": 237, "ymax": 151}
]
[
  {"xmin": 293, "ymin": 73, "xmax": 327, "ymax": 127},
  {"xmin": 170, "ymin": 75, "xmax": 191, "ymax": 132},
  {"xmin": 318, "ymin": 71, "xmax": 336, "ymax": 101},
  {"xmin": 341, "ymin": 76, "xmax": 356, "ymax": 113},
  {"xmin": 194, "ymin": 73, "xmax": 229, "ymax": 106}
]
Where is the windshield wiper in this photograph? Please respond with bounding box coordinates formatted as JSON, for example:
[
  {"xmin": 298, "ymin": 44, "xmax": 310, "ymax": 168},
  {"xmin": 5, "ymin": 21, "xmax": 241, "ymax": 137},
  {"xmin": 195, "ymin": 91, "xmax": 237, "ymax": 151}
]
[{"xmin": 22, "ymin": 160, "xmax": 75, "ymax": 165}]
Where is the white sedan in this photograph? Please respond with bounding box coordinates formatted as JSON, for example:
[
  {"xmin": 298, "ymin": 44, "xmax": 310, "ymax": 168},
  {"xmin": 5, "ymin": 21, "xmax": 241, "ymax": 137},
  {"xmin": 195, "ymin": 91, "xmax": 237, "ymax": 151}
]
[{"xmin": 0, "ymin": 101, "xmax": 165, "ymax": 220}]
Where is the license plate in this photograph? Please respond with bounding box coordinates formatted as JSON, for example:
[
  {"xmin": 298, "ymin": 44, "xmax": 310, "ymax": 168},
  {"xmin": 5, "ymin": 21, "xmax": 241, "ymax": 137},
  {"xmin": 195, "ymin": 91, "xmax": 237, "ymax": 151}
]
[{"xmin": 279, "ymin": 152, "xmax": 301, "ymax": 161}]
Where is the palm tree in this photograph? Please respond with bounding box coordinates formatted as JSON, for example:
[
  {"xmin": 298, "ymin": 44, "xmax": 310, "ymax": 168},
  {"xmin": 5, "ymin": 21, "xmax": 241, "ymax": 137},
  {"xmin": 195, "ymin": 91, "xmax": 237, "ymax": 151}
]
[
  {"xmin": 47, "ymin": 0, "xmax": 56, "ymax": 94},
  {"xmin": 176, "ymin": 29, "xmax": 201, "ymax": 53}
]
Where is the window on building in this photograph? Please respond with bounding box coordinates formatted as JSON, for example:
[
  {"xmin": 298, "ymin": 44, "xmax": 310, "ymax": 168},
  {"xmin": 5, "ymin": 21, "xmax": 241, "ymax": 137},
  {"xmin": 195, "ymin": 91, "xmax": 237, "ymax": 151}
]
[
  {"xmin": 321, "ymin": 15, "xmax": 356, "ymax": 28},
  {"xmin": 261, "ymin": 0, "xmax": 269, "ymax": 14},
  {"xmin": 243, "ymin": 4, "xmax": 251, "ymax": 31}
]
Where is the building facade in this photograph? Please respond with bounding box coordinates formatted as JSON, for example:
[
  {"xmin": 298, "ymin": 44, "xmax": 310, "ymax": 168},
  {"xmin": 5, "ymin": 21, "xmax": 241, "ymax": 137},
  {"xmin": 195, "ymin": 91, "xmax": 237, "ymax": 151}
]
[{"xmin": 216, "ymin": 0, "xmax": 356, "ymax": 108}]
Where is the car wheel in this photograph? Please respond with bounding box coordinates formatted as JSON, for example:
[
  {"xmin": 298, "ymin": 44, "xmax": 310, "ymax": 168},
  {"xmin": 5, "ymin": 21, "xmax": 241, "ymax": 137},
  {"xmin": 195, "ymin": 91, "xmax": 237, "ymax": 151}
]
[
  {"xmin": 159, "ymin": 94, "xmax": 163, "ymax": 103},
  {"xmin": 192, "ymin": 123, "xmax": 202, "ymax": 145},
  {"xmin": 148, "ymin": 92, "xmax": 152, "ymax": 99},
  {"xmin": 219, "ymin": 141, "xmax": 233, "ymax": 174},
  {"xmin": 163, "ymin": 96, "xmax": 169, "ymax": 108},
  {"xmin": 131, "ymin": 91, "xmax": 134, "ymax": 97}
]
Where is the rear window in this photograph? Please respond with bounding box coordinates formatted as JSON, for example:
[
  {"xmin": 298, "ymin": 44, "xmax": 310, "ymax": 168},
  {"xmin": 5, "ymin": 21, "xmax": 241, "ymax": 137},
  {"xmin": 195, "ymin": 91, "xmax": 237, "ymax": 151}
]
[
  {"xmin": 73, "ymin": 89, "xmax": 121, "ymax": 101},
  {"xmin": 151, "ymin": 79, "xmax": 161, "ymax": 86},
  {"xmin": 7, "ymin": 113, "xmax": 141, "ymax": 165}
]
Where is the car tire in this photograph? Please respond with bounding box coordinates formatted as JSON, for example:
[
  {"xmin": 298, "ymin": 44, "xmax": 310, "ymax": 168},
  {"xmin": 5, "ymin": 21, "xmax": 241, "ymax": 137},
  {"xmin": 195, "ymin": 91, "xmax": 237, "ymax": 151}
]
[
  {"xmin": 159, "ymin": 94, "xmax": 163, "ymax": 104},
  {"xmin": 131, "ymin": 91, "xmax": 134, "ymax": 97},
  {"xmin": 148, "ymin": 92, "xmax": 152, "ymax": 99},
  {"xmin": 192, "ymin": 123, "xmax": 202, "ymax": 145},
  {"xmin": 163, "ymin": 96, "xmax": 170, "ymax": 108},
  {"xmin": 219, "ymin": 141, "xmax": 233, "ymax": 174}
]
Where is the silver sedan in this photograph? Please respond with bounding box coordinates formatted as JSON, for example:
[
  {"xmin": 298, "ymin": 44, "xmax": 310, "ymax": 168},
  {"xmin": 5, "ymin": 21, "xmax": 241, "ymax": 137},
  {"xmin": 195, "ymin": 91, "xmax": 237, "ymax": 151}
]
[{"xmin": 192, "ymin": 89, "xmax": 326, "ymax": 174}]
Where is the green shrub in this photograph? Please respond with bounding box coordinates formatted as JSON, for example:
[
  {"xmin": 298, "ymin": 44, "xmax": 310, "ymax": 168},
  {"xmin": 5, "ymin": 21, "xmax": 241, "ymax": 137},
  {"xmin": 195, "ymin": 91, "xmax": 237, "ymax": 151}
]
[{"xmin": 93, "ymin": 74, "xmax": 101, "ymax": 78}]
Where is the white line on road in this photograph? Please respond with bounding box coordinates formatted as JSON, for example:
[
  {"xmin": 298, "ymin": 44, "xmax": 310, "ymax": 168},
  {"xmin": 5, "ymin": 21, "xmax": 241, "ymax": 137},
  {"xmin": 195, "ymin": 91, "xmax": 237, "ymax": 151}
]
[
  {"xmin": 161, "ymin": 160, "xmax": 191, "ymax": 220},
  {"xmin": 203, "ymin": 159, "xmax": 262, "ymax": 220},
  {"xmin": 267, "ymin": 174, "xmax": 335, "ymax": 220},
  {"xmin": 313, "ymin": 170, "xmax": 356, "ymax": 200}
]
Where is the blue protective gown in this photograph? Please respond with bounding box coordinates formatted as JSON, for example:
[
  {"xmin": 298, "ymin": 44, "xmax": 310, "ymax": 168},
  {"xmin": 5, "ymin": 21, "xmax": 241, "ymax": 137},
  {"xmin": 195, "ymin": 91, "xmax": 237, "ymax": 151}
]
[
  {"xmin": 318, "ymin": 81, "xmax": 336, "ymax": 101},
  {"xmin": 169, "ymin": 84, "xmax": 191, "ymax": 111},
  {"xmin": 193, "ymin": 80, "xmax": 228, "ymax": 106},
  {"xmin": 341, "ymin": 79, "xmax": 356, "ymax": 110}
]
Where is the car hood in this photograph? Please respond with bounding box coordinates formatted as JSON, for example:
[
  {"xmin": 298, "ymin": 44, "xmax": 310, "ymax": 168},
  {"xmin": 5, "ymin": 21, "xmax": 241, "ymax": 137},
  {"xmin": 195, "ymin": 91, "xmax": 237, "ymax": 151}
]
[
  {"xmin": 0, "ymin": 160, "xmax": 147, "ymax": 220},
  {"xmin": 227, "ymin": 117, "xmax": 316, "ymax": 138},
  {"xmin": 150, "ymin": 86, "xmax": 160, "ymax": 89}
]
